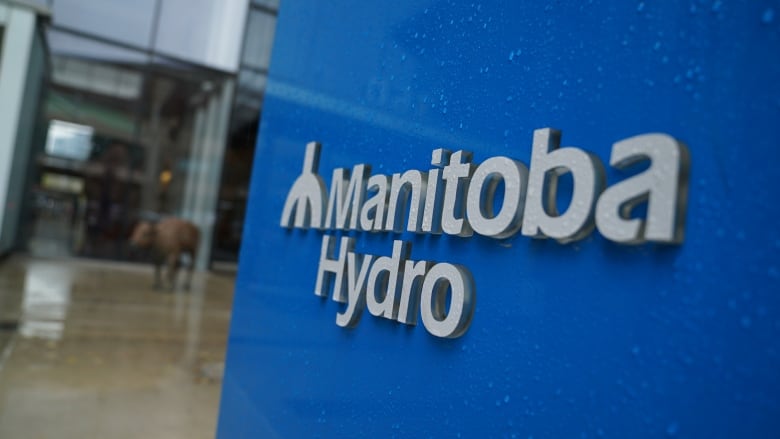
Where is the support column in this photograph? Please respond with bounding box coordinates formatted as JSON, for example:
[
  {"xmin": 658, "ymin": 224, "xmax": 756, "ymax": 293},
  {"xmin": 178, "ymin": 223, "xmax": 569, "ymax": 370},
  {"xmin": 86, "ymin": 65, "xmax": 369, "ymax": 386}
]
[
  {"xmin": 181, "ymin": 80, "xmax": 234, "ymax": 271},
  {"xmin": 0, "ymin": 6, "xmax": 36, "ymax": 254}
]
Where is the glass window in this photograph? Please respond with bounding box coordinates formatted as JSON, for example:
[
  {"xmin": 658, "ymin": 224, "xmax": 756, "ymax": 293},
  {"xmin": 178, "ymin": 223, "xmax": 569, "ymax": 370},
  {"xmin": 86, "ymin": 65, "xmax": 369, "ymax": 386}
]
[
  {"xmin": 153, "ymin": 0, "xmax": 248, "ymax": 73},
  {"xmin": 47, "ymin": 28, "xmax": 148, "ymax": 65},
  {"xmin": 36, "ymin": 27, "xmax": 234, "ymax": 264},
  {"xmin": 51, "ymin": 56, "xmax": 144, "ymax": 101},
  {"xmin": 242, "ymin": 9, "xmax": 276, "ymax": 70},
  {"xmin": 51, "ymin": 0, "xmax": 157, "ymax": 48}
]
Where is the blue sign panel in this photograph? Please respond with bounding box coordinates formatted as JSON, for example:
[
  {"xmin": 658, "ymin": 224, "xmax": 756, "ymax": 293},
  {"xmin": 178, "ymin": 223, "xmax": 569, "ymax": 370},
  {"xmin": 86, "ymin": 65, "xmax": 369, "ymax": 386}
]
[{"xmin": 219, "ymin": 1, "xmax": 780, "ymax": 437}]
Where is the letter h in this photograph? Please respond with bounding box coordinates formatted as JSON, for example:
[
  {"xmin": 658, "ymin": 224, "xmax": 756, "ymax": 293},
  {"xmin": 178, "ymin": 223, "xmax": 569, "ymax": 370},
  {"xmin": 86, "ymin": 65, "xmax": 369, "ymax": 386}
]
[{"xmin": 314, "ymin": 235, "xmax": 353, "ymax": 302}]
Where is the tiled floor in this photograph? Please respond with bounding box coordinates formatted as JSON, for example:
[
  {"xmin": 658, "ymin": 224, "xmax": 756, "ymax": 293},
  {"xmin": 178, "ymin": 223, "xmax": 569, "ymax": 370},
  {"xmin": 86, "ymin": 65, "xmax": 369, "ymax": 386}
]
[{"xmin": 0, "ymin": 256, "xmax": 234, "ymax": 439}]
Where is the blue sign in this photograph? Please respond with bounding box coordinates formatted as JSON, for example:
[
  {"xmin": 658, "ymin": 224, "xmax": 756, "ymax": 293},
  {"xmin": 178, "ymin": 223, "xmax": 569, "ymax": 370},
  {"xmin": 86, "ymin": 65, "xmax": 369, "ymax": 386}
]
[{"xmin": 219, "ymin": 1, "xmax": 780, "ymax": 437}]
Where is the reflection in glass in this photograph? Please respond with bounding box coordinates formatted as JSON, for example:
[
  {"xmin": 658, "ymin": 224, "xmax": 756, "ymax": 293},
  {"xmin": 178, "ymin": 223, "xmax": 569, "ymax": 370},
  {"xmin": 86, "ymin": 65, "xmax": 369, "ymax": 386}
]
[
  {"xmin": 29, "ymin": 28, "xmax": 233, "ymax": 266},
  {"xmin": 20, "ymin": 262, "xmax": 73, "ymax": 340},
  {"xmin": 52, "ymin": 56, "xmax": 143, "ymax": 100},
  {"xmin": 18, "ymin": 0, "xmax": 280, "ymax": 266},
  {"xmin": 211, "ymin": 5, "xmax": 278, "ymax": 264},
  {"xmin": 45, "ymin": 120, "xmax": 94, "ymax": 161},
  {"xmin": 47, "ymin": 28, "xmax": 149, "ymax": 64}
]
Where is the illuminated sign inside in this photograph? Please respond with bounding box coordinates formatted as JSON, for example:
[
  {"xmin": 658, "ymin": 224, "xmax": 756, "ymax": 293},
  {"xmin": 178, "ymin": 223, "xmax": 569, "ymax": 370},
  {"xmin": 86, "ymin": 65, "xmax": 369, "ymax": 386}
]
[{"xmin": 280, "ymin": 128, "xmax": 690, "ymax": 338}]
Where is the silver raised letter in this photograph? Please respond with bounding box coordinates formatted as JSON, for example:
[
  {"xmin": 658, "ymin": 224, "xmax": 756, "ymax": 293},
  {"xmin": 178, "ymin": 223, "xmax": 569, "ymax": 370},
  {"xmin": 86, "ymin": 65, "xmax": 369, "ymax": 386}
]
[
  {"xmin": 335, "ymin": 251, "xmax": 373, "ymax": 328},
  {"xmin": 596, "ymin": 133, "xmax": 690, "ymax": 244},
  {"xmin": 466, "ymin": 156, "xmax": 528, "ymax": 239},
  {"xmin": 422, "ymin": 149, "xmax": 451, "ymax": 234},
  {"xmin": 420, "ymin": 263, "xmax": 475, "ymax": 338},
  {"xmin": 314, "ymin": 235, "xmax": 351, "ymax": 301},
  {"xmin": 522, "ymin": 128, "xmax": 605, "ymax": 243},
  {"xmin": 324, "ymin": 164, "xmax": 370, "ymax": 230},
  {"xmin": 366, "ymin": 240, "xmax": 409, "ymax": 320},
  {"xmin": 397, "ymin": 259, "xmax": 429, "ymax": 325},
  {"xmin": 441, "ymin": 150, "xmax": 474, "ymax": 237},
  {"xmin": 280, "ymin": 141, "xmax": 327, "ymax": 229},
  {"xmin": 359, "ymin": 174, "xmax": 389, "ymax": 232},
  {"xmin": 385, "ymin": 170, "xmax": 427, "ymax": 233}
]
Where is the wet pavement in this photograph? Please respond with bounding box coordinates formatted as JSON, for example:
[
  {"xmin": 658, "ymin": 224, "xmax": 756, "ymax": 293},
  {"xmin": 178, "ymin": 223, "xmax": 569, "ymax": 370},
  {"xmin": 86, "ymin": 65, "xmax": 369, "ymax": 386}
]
[{"xmin": 0, "ymin": 256, "xmax": 234, "ymax": 439}]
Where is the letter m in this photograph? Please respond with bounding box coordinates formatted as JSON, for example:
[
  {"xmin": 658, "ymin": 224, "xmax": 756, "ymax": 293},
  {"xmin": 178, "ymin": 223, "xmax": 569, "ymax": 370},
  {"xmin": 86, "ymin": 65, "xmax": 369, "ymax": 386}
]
[{"xmin": 324, "ymin": 164, "xmax": 370, "ymax": 230}]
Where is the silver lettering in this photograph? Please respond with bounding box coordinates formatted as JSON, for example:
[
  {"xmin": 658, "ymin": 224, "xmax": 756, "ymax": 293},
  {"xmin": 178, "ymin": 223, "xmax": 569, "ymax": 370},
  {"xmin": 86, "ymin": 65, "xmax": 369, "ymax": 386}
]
[
  {"xmin": 522, "ymin": 128, "xmax": 605, "ymax": 243},
  {"xmin": 324, "ymin": 164, "xmax": 369, "ymax": 230},
  {"xmin": 314, "ymin": 235, "xmax": 352, "ymax": 301},
  {"xmin": 420, "ymin": 263, "xmax": 475, "ymax": 338},
  {"xmin": 421, "ymin": 149, "xmax": 450, "ymax": 234},
  {"xmin": 335, "ymin": 251, "xmax": 373, "ymax": 328},
  {"xmin": 596, "ymin": 133, "xmax": 690, "ymax": 243},
  {"xmin": 441, "ymin": 150, "xmax": 474, "ymax": 237},
  {"xmin": 397, "ymin": 259, "xmax": 429, "ymax": 325},
  {"xmin": 359, "ymin": 174, "xmax": 389, "ymax": 232},
  {"xmin": 366, "ymin": 240, "xmax": 409, "ymax": 319},
  {"xmin": 280, "ymin": 141, "xmax": 328, "ymax": 229},
  {"xmin": 385, "ymin": 170, "xmax": 427, "ymax": 232},
  {"xmin": 466, "ymin": 156, "xmax": 528, "ymax": 238}
]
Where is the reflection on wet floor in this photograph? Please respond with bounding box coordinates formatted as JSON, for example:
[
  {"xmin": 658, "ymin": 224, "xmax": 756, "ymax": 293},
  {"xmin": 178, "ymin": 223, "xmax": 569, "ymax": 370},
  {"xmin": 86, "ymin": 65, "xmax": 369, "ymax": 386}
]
[{"xmin": 0, "ymin": 256, "xmax": 234, "ymax": 439}]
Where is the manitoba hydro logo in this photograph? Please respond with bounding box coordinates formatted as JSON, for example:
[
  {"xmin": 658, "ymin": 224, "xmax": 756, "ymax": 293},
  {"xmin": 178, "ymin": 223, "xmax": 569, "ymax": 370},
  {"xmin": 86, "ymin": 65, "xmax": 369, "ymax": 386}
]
[{"xmin": 280, "ymin": 128, "xmax": 690, "ymax": 338}]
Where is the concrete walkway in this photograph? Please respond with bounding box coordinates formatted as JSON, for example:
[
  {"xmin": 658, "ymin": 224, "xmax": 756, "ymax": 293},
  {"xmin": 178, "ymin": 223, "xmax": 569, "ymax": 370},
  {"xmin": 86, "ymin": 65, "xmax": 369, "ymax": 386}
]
[{"xmin": 0, "ymin": 256, "xmax": 234, "ymax": 439}]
